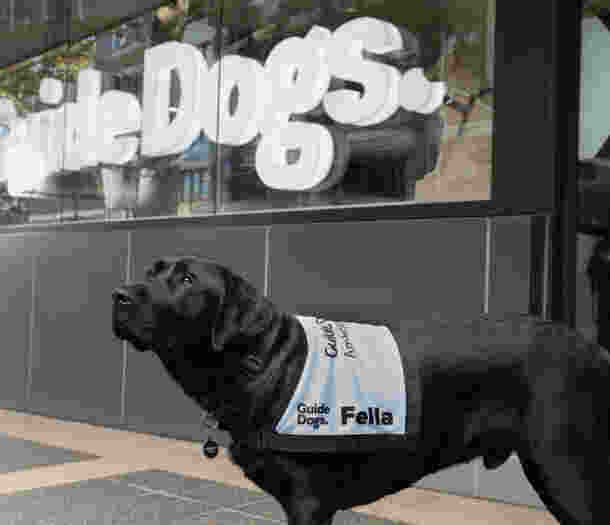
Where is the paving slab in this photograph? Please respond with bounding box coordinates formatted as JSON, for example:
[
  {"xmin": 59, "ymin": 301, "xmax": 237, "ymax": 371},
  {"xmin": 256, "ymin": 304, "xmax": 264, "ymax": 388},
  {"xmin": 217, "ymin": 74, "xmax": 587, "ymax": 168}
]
[{"xmin": 0, "ymin": 433, "xmax": 99, "ymax": 474}]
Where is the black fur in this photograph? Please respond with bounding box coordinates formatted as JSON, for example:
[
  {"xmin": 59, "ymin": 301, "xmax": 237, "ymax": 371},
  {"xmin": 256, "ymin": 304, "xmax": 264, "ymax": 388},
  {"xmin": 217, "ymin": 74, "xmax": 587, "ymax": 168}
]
[{"xmin": 112, "ymin": 256, "xmax": 608, "ymax": 525}]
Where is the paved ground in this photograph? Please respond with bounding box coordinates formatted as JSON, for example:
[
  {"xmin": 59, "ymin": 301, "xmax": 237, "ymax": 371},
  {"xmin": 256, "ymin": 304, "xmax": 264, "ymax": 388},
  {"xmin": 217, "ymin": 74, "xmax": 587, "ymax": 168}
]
[
  {"xmin": 0, "ymin": 409, "xmax": 558, "ymax": 525},
  {"xmin": 0, "ymin": 468, "xmax": 403, "ymax": 525}
]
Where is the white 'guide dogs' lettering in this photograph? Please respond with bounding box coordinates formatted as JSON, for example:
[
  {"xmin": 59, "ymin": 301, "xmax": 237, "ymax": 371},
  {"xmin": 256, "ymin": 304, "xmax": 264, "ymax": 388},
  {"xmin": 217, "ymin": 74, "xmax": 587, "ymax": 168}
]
[{"xmin": 0, "ymin": 17, "xmax": 446, "ymax": 196}]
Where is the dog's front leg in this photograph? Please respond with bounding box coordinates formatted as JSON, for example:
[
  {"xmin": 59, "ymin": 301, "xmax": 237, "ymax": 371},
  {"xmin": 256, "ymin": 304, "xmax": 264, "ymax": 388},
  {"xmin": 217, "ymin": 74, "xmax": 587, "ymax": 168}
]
[
  {"xmin": 231, "ymin": 446, "xmax": 339, "ymax": 525},
  {"xmin": 251, "ymin": 463, "xmax": 337, "ymax": 525},
  {"xmin": 282, "ymin": 497, "xmax": 336, "ymax": 525}
]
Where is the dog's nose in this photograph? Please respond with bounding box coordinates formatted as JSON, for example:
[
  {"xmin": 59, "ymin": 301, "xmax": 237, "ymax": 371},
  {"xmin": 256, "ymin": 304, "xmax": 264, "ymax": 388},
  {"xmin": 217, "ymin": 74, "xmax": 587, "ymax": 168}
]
[{"xmin": 113, "ymin": 287, "xmax": 134, "ymax": 306}]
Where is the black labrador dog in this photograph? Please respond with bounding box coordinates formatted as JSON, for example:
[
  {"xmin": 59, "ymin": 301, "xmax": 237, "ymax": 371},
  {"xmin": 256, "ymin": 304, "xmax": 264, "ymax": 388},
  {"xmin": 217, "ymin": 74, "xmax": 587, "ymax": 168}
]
[{"xmin": 112, "ymin": 256, "xmax": 607, "ymax": 525}]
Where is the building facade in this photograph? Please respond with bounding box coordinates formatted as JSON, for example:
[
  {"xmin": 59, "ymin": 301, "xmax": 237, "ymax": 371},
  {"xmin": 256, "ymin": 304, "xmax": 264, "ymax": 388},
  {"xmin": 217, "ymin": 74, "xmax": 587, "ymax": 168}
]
[{"xmin": 0, "ymin": 0, "xmax": 592, "ymax": 510}]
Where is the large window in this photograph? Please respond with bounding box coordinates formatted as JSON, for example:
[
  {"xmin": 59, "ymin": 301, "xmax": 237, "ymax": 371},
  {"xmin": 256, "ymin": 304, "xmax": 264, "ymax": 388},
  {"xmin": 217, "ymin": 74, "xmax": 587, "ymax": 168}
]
[{"xmin": 0, "ymin": 0, "xmax": 495, "ymax": 224}]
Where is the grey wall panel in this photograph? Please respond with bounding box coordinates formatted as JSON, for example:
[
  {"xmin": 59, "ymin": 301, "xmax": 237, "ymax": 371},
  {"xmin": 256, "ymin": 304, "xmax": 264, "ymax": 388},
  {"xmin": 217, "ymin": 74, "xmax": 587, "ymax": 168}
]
[
  {"xmin": 415, "ymin": 461, "xmax": 479, "ymax": 498},
  {"xmin": 124, "ymin": 225, "xmax": 267, "ymax": 441},
  {"xmin": 479, "ymin": 217, "xmax": 544, "ymax": 508},
  {"xmin": 488, "ymin": 216, "xmax": 532, "ymax": 315},
  {"xmin": 477, "ymin": 454, "xmax": 545, "ymax": 508},
  {"xmin": 268, "ymin": 219, "xmax": 487, "ymax": 322},
  {"xmin": 129, "ymin": 225, "xmax": 267, "ymax": 284},
  {"xmin": 29, "ymin": 231, "xmax": 128, "ymax": 426},
  {"xmin": 269, "ymin": 218, "xmax": 486, "ymax": 498},
  {"xmin": 0, "ymin": 234, "xmax": 39, "ymax": 410}
]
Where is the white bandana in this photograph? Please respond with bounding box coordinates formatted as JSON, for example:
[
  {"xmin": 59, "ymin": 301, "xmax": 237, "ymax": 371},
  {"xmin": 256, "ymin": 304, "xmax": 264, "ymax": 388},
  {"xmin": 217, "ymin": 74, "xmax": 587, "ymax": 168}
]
[{"xmin": 275, "ymin": 316, "xmax": 407, "ymax": 436}]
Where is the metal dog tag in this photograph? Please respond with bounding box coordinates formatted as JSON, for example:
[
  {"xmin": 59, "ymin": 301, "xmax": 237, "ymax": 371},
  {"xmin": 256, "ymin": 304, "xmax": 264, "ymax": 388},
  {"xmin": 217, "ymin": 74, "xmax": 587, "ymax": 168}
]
[
  {"xmin": 203, "ymin": 438, "xmax": 219, "ymax": 458},
  {"xmin": 201, "ymin": 410, "xmax": 220, "ymax": 459}
]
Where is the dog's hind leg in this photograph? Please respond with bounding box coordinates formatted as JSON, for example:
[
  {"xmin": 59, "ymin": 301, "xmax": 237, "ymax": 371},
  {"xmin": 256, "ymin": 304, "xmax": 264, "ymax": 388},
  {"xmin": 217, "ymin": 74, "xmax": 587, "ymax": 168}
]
[
  {"xmin": 517, "ymin": 403, "xmax": 596, "ymax": 524},
  {"xmin": 518, "ymin": 454, "xmax": 594, "ymax": 525},
  {"xmin": 516, "ymin": 338, "xmax": 603, "ymax": 524}
]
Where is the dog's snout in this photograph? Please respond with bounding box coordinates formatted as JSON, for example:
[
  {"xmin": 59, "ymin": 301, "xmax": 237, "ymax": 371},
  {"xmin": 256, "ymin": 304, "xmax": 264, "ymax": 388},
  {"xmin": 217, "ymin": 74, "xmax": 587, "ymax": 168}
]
[{"xmin": 113, "ymin": 288, "xmax": 133, "ymax": 306}]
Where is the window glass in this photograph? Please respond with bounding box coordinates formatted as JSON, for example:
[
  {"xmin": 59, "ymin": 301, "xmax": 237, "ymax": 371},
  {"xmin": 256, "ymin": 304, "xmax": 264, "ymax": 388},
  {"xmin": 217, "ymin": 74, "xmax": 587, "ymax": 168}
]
[
  {"xmin": 0, "ymin": 0, "xmax": 494, "ymax": 225},
  {"xmin": 579, "ymin": 1, "xmax": 610, "ymax": 229},
  {"xmin": 216, "ymin": 0, "xmax": 494, "ymax": 213}
]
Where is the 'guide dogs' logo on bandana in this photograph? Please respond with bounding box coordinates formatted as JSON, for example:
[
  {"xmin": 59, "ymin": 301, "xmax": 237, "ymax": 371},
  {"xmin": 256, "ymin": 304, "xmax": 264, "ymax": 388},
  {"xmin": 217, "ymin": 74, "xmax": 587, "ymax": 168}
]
[
  {"xmin": 297, "ymin": 402, "xmax": 330, "ymax": 430},
  {"xmin": 315, "ymin": 318, "xmax": 357, "ymax": 359},
  {"xmin": 275, "ymin": 316, "xmax": 406, "ymax": 436},
  {"xmin": 341, "ymin": 406, "xmax": 395, "ymax": 426}
]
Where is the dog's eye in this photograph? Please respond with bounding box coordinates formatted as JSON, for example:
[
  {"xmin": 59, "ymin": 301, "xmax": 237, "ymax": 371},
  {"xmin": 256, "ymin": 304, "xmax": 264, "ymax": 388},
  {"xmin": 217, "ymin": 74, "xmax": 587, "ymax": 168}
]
[{"xmin": 181, "ymin": 273, "xmax": 195, "ymax": 286}]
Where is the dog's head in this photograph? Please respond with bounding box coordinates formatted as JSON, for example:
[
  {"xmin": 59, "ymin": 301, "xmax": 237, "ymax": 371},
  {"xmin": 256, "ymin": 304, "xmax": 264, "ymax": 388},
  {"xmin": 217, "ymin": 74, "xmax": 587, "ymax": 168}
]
[{"xmin": 112, "ymin": 256, "xmax": 269, "ymax": 354}]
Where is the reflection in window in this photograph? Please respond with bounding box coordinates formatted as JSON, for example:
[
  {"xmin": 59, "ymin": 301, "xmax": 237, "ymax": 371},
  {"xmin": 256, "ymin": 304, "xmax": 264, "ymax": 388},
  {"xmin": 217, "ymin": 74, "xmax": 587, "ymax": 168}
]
[
  {"xmin": 14, "ymin": 3, "xmax": 40, "ymax": 26},
  {"xmin": 215, "ymin": 0, "xmax": 494, "ymax": 212},
  {"xmin": 0, "ymin": 0, "xmax": 494, "ymax": 226}
]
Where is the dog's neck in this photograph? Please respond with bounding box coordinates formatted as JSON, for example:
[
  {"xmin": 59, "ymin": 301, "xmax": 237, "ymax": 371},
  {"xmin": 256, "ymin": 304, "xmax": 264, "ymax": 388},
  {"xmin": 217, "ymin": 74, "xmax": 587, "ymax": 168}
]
[
  {"xmin": 157, "ymin": 269, "xmax": 308, "ymax": 441},
  {"xmin": 203, "ymin": 312, "xmax": 307, "ymax": 441}
]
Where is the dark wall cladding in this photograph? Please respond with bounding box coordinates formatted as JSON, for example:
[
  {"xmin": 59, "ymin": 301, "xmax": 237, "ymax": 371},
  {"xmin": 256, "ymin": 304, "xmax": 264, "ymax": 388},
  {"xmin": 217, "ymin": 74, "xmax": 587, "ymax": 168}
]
[
  {"xmin": 28, "ymin": 230, "xmax": 129, "ymax": 426},
  {"xmin": 0, "ymin": 234, "xmax": 41, "ymax": 411},
  {"xmin": 269, "ymin": 218, "xmax": 487, "ymax": 322},
  {"xmin": 487, "ymin": 216, "xmax": 532, "ymax": 316}
]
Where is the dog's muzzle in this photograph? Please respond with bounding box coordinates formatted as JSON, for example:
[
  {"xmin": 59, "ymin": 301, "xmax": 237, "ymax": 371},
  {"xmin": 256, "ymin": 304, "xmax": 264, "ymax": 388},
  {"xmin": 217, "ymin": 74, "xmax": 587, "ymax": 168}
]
[
  {"xmin": 112, "ymin": 287, "xmax": 134, "ymax": 337},
  {"xmin": 112, "ymin": 286, "xmax": 153, "ymax": 351}
]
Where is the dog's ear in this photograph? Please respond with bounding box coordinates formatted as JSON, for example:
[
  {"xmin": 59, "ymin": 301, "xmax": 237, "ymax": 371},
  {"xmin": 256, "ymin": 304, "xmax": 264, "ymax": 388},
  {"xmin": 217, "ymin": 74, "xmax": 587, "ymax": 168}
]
[{"xmin": 210, "ymin": 269, "xmax": 273, "ymax": 352}]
